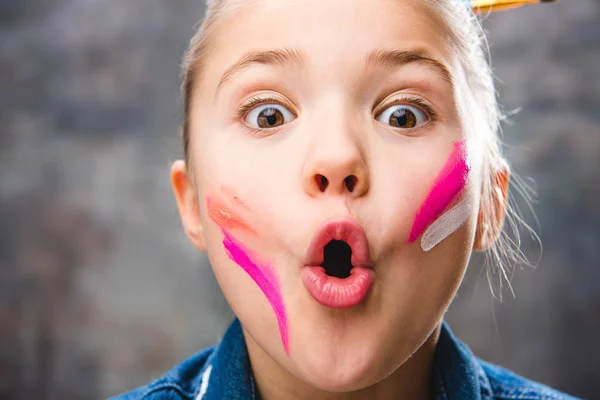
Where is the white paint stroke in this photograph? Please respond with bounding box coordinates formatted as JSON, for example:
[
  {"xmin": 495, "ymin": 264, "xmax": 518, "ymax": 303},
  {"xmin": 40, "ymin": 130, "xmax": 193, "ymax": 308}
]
[{"xmin": 421, "ymin": 199, "xmax": 473, "ymax": 252}]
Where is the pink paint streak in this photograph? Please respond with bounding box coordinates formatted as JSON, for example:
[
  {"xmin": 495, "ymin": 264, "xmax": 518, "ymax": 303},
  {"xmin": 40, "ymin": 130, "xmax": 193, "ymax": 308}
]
[
  {"xmin": 221, "ymin": 229, "xmax": 289, "ymax": 354},
  {"xmin": 408, "ymin": 140, "xmax": 471, "ymax": 243}
]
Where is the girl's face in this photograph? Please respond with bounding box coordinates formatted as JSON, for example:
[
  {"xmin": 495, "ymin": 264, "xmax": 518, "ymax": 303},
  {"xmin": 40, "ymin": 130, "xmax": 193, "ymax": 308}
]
[{"xmin": 178, "ymin": 0, "xmax": 485, "ymax": 392}]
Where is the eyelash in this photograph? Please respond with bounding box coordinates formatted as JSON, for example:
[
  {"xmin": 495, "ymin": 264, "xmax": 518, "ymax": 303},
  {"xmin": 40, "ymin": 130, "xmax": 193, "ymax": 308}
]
[
  {"xmin": 375, "ymin": 95, "xmax": 439, "ymax": 123},
  {"xmin": 235, "ymin": 94, "xmax": 439, "ymax": 127},
  {"xmin": 235, "ymin": 96, "xmax": 292, "ymax": 121}
]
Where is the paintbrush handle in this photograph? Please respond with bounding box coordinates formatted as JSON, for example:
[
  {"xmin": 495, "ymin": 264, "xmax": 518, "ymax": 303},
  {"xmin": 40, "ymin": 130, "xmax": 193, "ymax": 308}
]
[{"xmin": 471, "ymin": 0, "xmax": 557, "ymax": 14}]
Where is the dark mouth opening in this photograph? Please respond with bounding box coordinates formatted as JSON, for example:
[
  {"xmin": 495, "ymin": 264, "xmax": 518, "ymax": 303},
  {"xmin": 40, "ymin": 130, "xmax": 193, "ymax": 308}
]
[{"xmin": 321, "ymin": 240, "xmax": 353, "ymax": 278}]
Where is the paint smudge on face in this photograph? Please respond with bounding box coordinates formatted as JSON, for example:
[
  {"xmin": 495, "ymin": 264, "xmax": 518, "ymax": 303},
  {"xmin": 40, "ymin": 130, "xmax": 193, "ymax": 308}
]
[
  {"xmin": 420, "ymin": 198, "xmax": 472, "ymax": 251},
  {"xmin": 221, "ymin": 229, "xmax": 289, "ymax": 354},
  {"xmin": 207, "ymin": 197, "xmax": 257, "ymax": 235},
  {"xmin": 221, "ymin": 186, "xmax": 252, "ymax": 211},
  {"xmin": 409, "ymin": 140, "xmax": 471, "ymax": 245}
]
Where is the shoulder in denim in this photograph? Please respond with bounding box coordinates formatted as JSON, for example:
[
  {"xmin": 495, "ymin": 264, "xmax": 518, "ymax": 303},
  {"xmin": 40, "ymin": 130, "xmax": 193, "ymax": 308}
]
[
  {"xmin": 479, "ymin": 359, "xmax": 581, "ymax": 400},
  {"xmin": 109, "ymin": 346, "xmax": 216, "ymax": 400}
]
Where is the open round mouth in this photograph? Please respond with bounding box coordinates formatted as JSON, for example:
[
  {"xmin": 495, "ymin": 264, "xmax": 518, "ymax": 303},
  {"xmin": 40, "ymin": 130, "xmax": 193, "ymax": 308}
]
[
  {"xmin": 321, "ymin": 240, "xmax": 353, "ymax": 278},
  {"xmin": 303, "ymin": 219, "xmax": 374, "ymax": 308}
]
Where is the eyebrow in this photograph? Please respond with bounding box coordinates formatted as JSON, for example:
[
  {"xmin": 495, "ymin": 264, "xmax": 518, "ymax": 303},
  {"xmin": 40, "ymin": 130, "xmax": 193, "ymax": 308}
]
[
  {"xmin": 216, "ymin": 48, "xmax": 307, "ymax": 95},
  {"xmin": 214, "ymin": 47, "xmax": 453, "ymax": 98},
  {"xmin": 364, "ymin": 48, "xmax": 454, "ymax": 84}
]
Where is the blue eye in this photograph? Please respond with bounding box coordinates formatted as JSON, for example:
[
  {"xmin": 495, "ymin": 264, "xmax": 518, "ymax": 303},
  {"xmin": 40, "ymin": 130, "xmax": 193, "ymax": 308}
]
[
  {"xmin": 245, "ymin": 104, "xmax": 295, "ymax": 129},
  {"xmin": 376, "ymin": 104, "xmax": 429, "ymax": 129}
]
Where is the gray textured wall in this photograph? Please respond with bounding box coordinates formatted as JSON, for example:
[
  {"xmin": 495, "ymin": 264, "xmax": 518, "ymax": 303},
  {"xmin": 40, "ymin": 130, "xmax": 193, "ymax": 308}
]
[{"xmin": 0, "ymin": 1, "xmax": 598, "ymax": 399}]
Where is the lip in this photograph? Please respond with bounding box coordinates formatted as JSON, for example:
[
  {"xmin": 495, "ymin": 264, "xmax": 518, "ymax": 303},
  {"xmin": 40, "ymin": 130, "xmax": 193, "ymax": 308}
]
[{"xmin": 302, "ymin": 218, "xmax": 374, "ymax": 309}]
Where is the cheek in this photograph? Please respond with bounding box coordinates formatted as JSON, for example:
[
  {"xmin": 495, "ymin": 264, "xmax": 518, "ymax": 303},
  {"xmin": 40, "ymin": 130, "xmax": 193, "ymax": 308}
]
[
  {"xmin": 201, "ymin": 189, "xmax": 291, "ymax": 355},
  {"xmin": 220, "ymin": 229, "xmax": 289, "ymax": 354},
  {"xmin": 204, "ymin": 223, "xmax": 291, "ymax": 355},
  {"xmin": 201, "ymin": 138, "xmax": 295, "ymax": 221},
  {"xmin": 206, "ymin": 196, "xmax": 258, "ymax": 235},
  {"xmin": 408, "ymin": 140, "xmax": 472, "ymax": 251}
]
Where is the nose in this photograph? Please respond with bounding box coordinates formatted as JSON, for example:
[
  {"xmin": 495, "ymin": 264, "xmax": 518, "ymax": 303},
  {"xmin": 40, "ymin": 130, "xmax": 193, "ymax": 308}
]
[{"xmin": 302, "ymin": 126, "xmax": 369, "ymax": 198}]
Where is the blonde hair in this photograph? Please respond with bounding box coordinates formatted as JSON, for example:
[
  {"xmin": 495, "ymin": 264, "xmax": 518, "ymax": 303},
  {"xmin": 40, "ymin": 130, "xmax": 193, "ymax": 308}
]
[{"xmin": 180, "ymin": 0, "xmax": 538, "ymax": 299}]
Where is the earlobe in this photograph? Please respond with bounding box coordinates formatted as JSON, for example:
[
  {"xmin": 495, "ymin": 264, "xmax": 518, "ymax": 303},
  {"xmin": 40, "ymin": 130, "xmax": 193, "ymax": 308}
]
[
  {"xmin": 170, "ymin": 160, "xmax": 207, "ymax": 251},
  {"xmin": 473, "ymin": 162, "xmax": 510, "ymax": 251}
]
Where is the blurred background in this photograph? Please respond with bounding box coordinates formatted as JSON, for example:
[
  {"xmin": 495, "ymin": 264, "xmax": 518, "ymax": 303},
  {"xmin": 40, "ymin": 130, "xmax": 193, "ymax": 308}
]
[{"xmin": 0, "ymin": 0, "xmax": 598, "ymax": 399}]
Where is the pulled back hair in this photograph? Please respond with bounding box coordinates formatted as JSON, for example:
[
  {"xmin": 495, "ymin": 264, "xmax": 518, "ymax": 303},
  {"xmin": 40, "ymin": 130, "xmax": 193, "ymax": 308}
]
[{"xmin": 179, "ymin": 0, "xmax": 539, "ymax": 298}]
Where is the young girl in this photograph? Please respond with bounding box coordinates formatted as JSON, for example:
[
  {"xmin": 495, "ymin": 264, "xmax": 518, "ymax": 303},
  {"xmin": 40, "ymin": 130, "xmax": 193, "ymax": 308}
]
[{"xmin": 113, "ymin": 0, "xmax": 578, "ymax": 398}]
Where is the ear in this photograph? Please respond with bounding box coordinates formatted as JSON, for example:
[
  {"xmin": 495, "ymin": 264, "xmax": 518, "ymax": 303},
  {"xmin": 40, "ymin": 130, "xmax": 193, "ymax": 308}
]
[
  {"xmin": 473, "ymin": 161, "xmax": 510, "ymax": 251},
  {"xmin": 171, "ymin": 160, "xmax": 207, "ymax": 251}
]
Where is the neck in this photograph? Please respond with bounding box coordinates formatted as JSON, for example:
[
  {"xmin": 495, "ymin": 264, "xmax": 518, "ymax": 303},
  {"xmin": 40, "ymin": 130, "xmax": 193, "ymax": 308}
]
[{"xmin": 244, "ymin": 324, "xmax": 441, "ymax": 400}]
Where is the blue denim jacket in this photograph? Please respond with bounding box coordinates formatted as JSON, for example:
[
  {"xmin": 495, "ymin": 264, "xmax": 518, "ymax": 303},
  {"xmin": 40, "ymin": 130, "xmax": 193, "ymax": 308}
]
[{"xmin": 111, "ymin": 319, "xmax": 579, "ymax": 400}]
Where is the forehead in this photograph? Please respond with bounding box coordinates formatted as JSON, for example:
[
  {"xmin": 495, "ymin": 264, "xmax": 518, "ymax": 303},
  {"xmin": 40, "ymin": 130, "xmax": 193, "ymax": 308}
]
[{"xmin": 202, "ymin": 0, "xmax": 454, "ymax": 88}]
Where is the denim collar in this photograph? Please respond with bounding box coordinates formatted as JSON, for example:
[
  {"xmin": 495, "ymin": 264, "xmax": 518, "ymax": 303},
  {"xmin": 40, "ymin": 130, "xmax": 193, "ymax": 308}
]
[
  {"xmin": 199, "ymin": 318, "xmax": 259, "ymax": 400},
  {"xmin": 199, "ymin": 319, "xmax": 492, "ymax": 400},
  {"xmin": 431, "ymin": 321, "xmax": 493, "ymax": 400}
]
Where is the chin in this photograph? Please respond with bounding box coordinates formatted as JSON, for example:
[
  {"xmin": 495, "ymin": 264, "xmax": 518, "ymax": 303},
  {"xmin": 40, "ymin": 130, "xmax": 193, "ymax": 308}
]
[
  {"xmin": 299, "ymin": 360, "xmax": 383, "ymax": 392},
  {"xmin": 291, "ymin": 335, "xmax": 388, "ymax": 392}
]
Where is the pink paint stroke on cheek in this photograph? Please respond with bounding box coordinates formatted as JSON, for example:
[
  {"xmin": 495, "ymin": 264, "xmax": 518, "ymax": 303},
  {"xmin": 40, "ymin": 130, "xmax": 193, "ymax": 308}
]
[
  {"xmin": 221, "ymin": 229, "xmax": 289, "ymax": 354},
  {"xmin": 408, "ymin": 140, "xmax": 471, "ymax": 243}
]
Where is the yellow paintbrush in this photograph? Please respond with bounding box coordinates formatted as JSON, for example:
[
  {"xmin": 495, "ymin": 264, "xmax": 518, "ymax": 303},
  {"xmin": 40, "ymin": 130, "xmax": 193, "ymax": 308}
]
[{"xmin": 471, "ymin": 0, "xmax": 558, "ymax": 14}]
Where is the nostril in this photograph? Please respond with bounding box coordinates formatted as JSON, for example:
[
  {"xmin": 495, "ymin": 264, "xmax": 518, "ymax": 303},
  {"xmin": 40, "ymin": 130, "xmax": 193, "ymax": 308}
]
[
  {"xmin": 315, "ymin": 174, "xmax": 329, "ymax": 192},
  {"xmin": 344, "ymin": 175, "xmax": 357, "ymax": 192}
]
